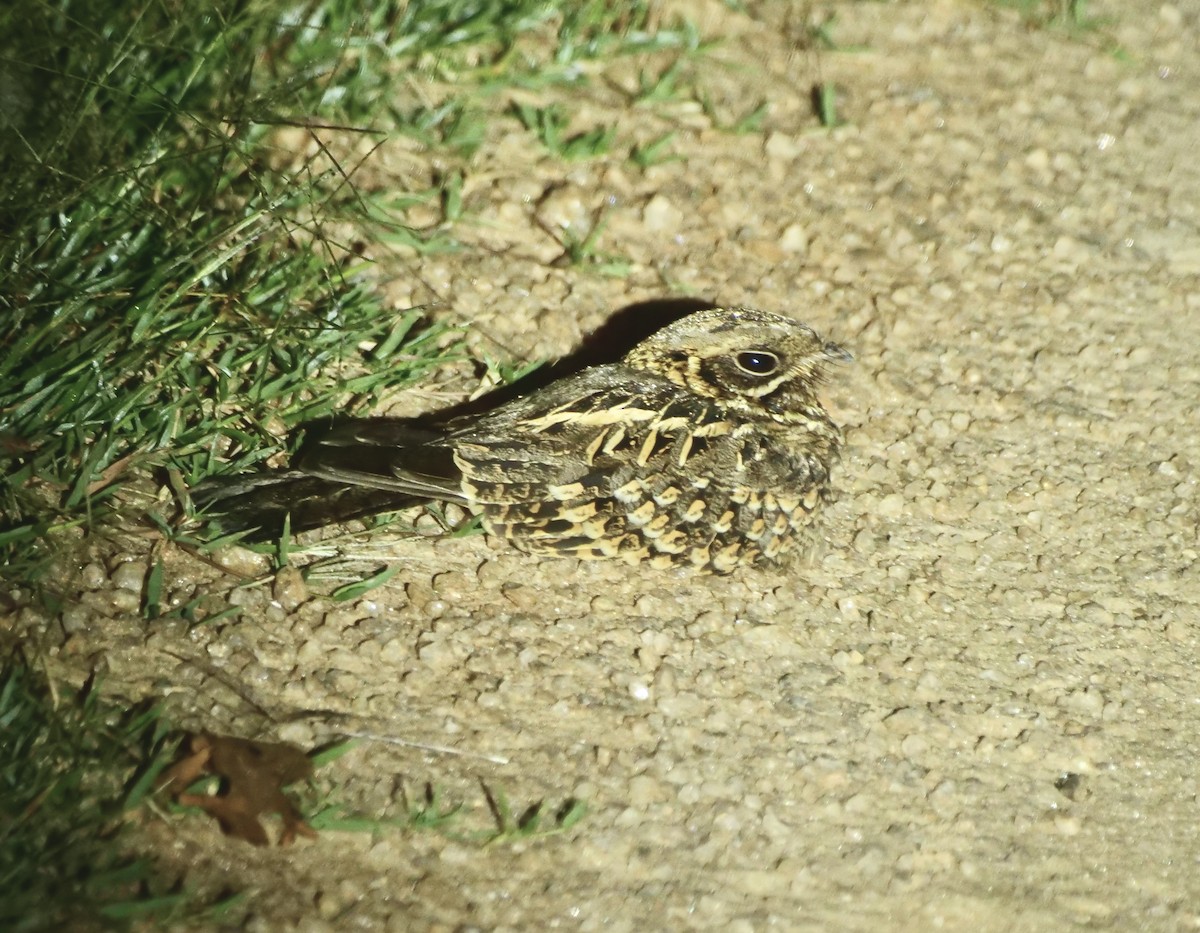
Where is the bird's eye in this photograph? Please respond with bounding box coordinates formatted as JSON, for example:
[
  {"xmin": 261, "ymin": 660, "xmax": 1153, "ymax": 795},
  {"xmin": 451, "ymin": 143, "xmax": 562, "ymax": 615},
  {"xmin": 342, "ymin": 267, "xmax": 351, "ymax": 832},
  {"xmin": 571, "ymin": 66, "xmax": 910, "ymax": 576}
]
[{"xmin": 735, "ymin": 350, "xmax": 780, "ymax": 376}]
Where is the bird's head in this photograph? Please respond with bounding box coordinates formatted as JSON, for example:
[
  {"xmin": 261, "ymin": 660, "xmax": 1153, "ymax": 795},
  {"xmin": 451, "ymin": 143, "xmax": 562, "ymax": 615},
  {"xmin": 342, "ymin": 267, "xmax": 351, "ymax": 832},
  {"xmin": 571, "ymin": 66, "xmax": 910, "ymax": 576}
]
[{"xmin": 624, "ymin": 306, "xmax": 851, "ymax": 423}]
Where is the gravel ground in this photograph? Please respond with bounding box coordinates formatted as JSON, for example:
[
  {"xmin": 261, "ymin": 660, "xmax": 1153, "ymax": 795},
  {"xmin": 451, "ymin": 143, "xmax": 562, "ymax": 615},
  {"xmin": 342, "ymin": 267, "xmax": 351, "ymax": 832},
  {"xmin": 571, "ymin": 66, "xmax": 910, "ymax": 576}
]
[{"xmin": 10, "ymin": 1, "xmax": 1200, "ymax": 930}]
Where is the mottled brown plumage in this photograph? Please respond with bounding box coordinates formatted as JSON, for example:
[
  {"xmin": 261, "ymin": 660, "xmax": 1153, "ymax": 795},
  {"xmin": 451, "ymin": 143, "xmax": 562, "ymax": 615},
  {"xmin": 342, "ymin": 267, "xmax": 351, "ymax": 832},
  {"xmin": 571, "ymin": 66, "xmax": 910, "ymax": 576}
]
[{"xmin": 196, "ymin": 307, "xmax": 851, "ymax": 572}]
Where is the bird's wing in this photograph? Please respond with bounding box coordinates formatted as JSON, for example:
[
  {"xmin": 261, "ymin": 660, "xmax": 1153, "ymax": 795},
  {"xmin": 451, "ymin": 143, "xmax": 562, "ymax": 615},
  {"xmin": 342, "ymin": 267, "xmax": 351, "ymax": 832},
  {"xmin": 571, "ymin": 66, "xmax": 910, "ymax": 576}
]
[
  {"xmin": 301, "ymin": 366, "xmax": 742, "ymax": 506},
  {"xmin": 448, "ymin": 366, "xmax": 737, "ymax": 495},
  {"xmin": 291, "ymin": 368, "xmax": 670, "ymax": 501}
]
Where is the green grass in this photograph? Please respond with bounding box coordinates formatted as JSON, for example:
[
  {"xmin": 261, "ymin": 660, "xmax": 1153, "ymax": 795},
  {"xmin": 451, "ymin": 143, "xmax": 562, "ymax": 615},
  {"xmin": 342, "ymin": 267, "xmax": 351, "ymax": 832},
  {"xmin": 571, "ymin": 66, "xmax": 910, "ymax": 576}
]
[
  {"xmin": 306, "ymin": 772, "xmax": 587, "ymax": 846},
  {"xmin": 630, "ymin": 132, "xmax": 680, "ymax": 169},
  {"xmin": 0, "ymin": 0, "xmax": 467, "ymax": 587},
  {"xmin": 982, "ymin": 0, "xmax": 1125, "ymax": 58},
  {"xmin": 157, "ymin": 736, "xmax": 585, "ymax": 854},
  {"xmin": 0, "ymin": 658, "xmax": 185, "ymax": 930},
  {"xmin": 510, "ymin": 102, "xmax": 618, "ymax": 160},
  {"xmin": 539, "ymin": 207, "xmax": 634, "ymax": 277},
  {"xmin": 987, "ymin": 0, "xmax": 1110, "ymax": 31},
  {"xmin": 811, "ymin": 83, "xmax": 841, "ymax": 129}
]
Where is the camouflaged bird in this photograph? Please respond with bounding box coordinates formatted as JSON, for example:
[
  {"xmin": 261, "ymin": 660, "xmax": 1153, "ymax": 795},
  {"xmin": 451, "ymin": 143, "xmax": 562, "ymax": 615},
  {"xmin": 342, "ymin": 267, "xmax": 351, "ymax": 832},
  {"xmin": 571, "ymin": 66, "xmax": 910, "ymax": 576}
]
[{"xmin": 196, "ymin": 307, "xmax": 851, "ymax": 572}]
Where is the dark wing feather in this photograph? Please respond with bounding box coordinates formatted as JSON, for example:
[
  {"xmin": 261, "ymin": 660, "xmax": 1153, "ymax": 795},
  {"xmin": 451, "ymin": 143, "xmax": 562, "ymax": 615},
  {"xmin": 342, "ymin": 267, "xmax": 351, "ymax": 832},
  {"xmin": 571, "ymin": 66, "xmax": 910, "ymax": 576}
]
[
  {"xmin": 190, "ymin": 471, "xmax": 426, "ymax": 539},
  {"xmin": 299, "ymin": 421, "xmax": 465, "ymax": 501},
  {"xmin": 448, "ymin": 367, "xmax": 690, "ymax": 488},
  {"xmin": 192, "ymin": 423, "xmax": 462, "ymax": 539},
  {"xmin": 448, "ymin": 366, "xmax": 741, "ymax": 507}
]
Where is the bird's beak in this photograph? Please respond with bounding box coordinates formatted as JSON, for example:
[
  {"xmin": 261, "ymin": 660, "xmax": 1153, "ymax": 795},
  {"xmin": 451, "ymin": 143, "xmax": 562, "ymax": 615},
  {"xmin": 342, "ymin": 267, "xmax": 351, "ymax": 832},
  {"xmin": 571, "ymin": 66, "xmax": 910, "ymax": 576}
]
[{"xmin": 823, "ymin": 342, "xmax": 854, "ymax": 364}]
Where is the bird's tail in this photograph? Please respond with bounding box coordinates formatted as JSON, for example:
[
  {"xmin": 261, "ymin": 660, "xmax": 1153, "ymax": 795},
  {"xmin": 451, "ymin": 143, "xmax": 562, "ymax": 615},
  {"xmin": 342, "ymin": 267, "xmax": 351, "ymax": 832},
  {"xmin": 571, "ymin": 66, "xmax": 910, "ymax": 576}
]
[{"xmin": 190, "ymin": 471, "xmax": 424, "ymax": 541}]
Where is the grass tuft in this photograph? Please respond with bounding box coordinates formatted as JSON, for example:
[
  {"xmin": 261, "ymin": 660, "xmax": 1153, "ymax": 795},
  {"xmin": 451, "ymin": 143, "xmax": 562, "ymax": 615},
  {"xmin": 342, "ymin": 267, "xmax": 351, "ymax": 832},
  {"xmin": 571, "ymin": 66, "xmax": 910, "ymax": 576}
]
[
  {"xmin": 304, "ymin": 776, "xmax": 587, "ymax": 846},
  {"xmin": 0, "ymin": 0, "xmax": 476, "ymax": 583},
  {"xmin": 986, "ymin": 0, "xmax": 1114, "ymax": 34},
  {"xmin": 0, "ymin": 658, "xmax": 182, "ymax": 930}
]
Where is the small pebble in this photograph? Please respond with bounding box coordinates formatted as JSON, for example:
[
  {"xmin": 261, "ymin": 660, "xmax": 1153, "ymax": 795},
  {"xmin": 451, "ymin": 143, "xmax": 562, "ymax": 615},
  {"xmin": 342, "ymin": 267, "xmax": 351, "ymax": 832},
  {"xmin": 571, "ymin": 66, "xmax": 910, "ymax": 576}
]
[{"xmin": 110, "ymin": 561, "xmax": 145, "ymax": 593}]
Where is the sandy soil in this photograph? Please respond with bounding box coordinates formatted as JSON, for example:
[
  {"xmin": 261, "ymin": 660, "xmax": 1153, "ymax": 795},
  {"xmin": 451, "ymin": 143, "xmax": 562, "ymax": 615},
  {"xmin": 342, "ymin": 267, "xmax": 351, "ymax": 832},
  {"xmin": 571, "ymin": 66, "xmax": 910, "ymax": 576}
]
[{"xmin": 11, "ymin": 1, "xmax": 1200, "ymax": 929}]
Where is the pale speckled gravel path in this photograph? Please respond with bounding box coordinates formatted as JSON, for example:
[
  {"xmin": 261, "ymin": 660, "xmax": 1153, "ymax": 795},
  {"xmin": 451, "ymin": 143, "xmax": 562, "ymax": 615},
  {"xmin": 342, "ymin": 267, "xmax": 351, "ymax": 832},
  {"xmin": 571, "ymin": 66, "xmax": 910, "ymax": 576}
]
[{"xmin": 13, "ymin": 1, "xmax": 1200, "ymax": 929}]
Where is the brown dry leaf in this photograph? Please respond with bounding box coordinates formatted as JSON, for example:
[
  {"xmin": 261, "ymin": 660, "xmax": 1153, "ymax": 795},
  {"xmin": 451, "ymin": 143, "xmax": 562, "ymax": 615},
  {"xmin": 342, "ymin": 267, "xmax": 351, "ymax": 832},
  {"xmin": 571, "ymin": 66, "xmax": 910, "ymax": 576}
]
[{"xmin": 157, "ymin": 731, "xmax": 317, "ymax": 846}]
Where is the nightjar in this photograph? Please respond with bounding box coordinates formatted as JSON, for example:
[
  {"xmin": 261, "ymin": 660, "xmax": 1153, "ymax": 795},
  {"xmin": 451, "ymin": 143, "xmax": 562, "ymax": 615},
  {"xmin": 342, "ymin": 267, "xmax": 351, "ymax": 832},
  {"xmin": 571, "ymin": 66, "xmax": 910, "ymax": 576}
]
[{"xmin": 195, "ymin": 307, "xmax": 851, "ymax": 573}]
